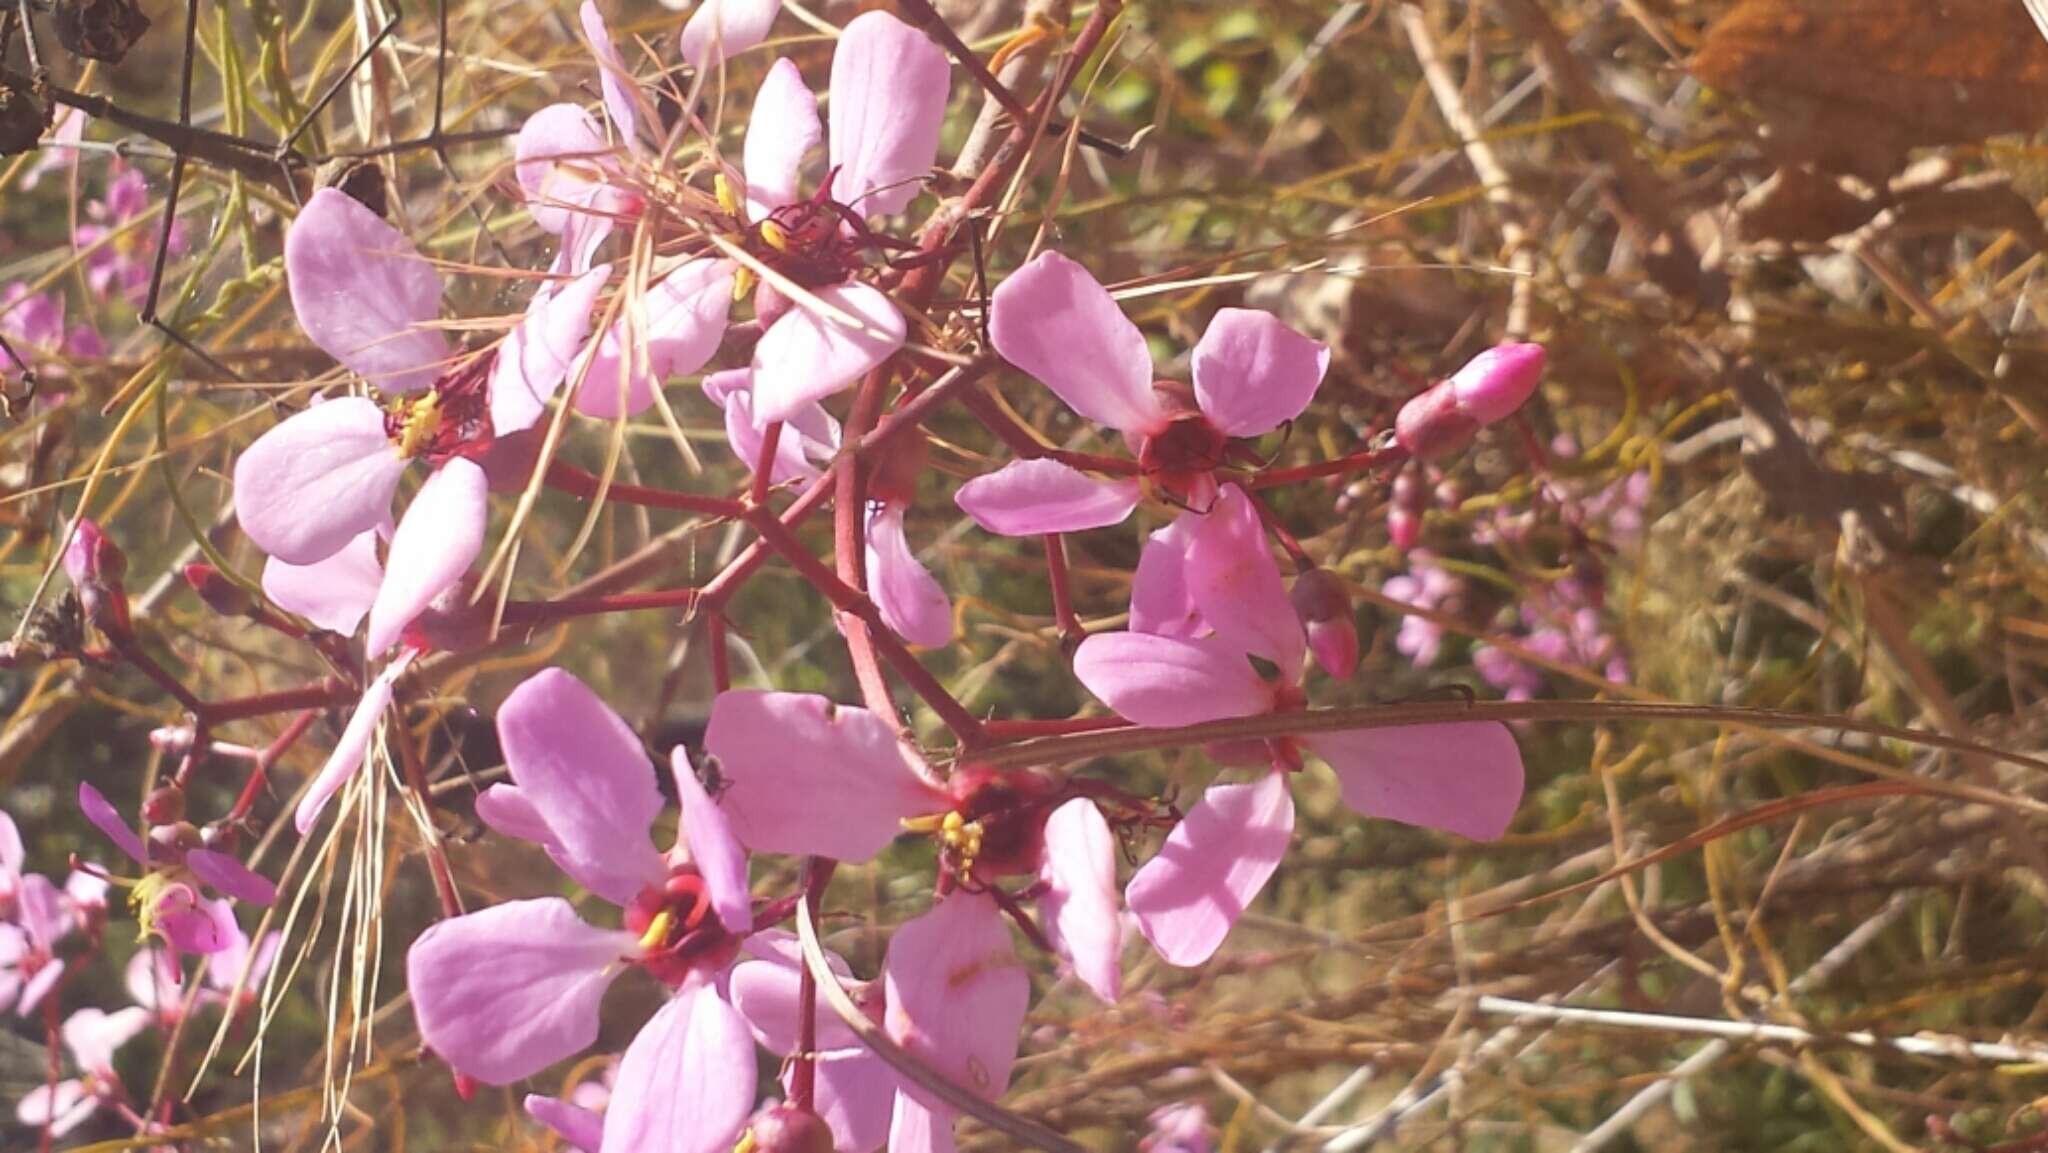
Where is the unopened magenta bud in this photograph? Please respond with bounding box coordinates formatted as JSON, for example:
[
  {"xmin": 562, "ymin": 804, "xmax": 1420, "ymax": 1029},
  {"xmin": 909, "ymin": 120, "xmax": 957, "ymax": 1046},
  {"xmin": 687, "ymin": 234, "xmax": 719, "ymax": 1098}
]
[
  {"xmin": 1393, "ymin": 381, "xmax": 1479, "ymax": 462},
  {"xmin": 1449, "ymin": 342, "xmax": 1546, "ymax": 425},
  {"xmin": 746, "ymin": 1105, "xmax": 836, "ymax": 1153},
  {"xmin": 1388, "ymin": 506, "xmax": 1422, "ymax": 551},
  {"xmin": 62, "ymin": 518, "xmax": 128, "ymax": 626},
  {"xmin": 183, "ymin": 563, "xmax": 254, "ymax": 617},
  {"xmin": 1291, "ymin": 568, "xmax": 1358, "ymax": 679},
  {"xmin": 142, "ymin": 784, "xmax": 185, "ymax": 826}
]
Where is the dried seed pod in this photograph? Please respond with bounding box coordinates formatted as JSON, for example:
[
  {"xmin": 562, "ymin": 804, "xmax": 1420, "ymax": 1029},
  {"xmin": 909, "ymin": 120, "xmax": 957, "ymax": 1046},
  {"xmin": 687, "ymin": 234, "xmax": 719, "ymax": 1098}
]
[
  {"xmin": 317, "ymin": 157, "xmax": 390, "ymax": 220},
  {"xmin": 53, "ymin": 0, "xmax": 153, "ymax": 64},
  {"xmin": 0, "ymin": 81, "xmax": 46, "ymax": 157}
]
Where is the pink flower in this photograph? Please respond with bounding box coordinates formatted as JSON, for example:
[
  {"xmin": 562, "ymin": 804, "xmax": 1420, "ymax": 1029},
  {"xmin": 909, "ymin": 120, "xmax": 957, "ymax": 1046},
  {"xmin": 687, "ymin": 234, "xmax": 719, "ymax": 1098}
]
[
  {"xmin": 704, "ymin": 689, "xmax": 1127, "ymax": 993},
  {"xmin": 1, "ymin": 874, "xmax": 73, "ymax": 1016},
  {"xmin": 127, "ymin": 926, "xmax": 281, "ymax": 1027},
  {"xmin": 722, "ymin": 896, "xmax": 1034, "ymax": 1153},
  {"xmin": 0, "ymin": 807, "xmax": 23, "ymax": 917},
  {"xmin": 1072, "ymin": 485, "xmax": 1524, "ymax": 966},
  {"xmin": 958, "ymin": 251, "xmax": 1329, "ymax": 535},
  {"xmin": 78, "ymin": 782, "xmax": 273, "ymax": 955},
  {"xmin": 1140, "ymin": 1102, "xmax": 1216, "ymax": 1153},
  {"xmin": 237, "ymin": 188, "xmax": 612, "ymax": 654},
  {"xmin": 406, "ymin": 669, "xmax": 760, "ymax": 1153},
  {"xmin": 0, "ymin": 283, "xmax": 102, "ymax": 394},
  {"xmin": 73, "ymin": 163, "xmax": 186, "ymax": 304},
  {"xmin": 727, "ymin": 12, "xmax": 950, "ymax": 424},
  {"xmin": 14, "ymin": 1005, "xmax": 152, "ymax": 1137}
]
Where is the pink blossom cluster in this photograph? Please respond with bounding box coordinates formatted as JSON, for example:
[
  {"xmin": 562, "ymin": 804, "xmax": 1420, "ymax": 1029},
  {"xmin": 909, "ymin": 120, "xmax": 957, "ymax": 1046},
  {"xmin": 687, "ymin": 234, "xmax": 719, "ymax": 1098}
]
[{"xmin": 13, "ymin": 1, "xmax": 1568, "ymax": 1148}]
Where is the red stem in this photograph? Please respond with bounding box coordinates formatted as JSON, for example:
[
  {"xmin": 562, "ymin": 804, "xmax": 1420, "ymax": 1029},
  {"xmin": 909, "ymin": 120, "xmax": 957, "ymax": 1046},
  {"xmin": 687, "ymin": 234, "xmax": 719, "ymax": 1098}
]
[
  {"xmin": 1042, "ymin": 534, "xmax": 1085, "ymax": 649},
  {"xmin": 544, "ymin": 459, "xmax": 744, "ymax": 518},
  {"xmin": 1240, "ymin": 443, "xmax": 1409, "ymax": 489},
  {"xmin": 200, "ymin": 678, "xmax": 349, "ymax": 724}
]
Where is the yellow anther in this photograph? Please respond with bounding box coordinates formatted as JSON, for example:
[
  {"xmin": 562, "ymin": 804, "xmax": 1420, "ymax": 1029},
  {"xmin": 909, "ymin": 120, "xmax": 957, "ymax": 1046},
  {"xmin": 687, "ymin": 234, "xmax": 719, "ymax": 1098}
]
[
  {"xmin": 988, "ymin": 14, "xmax": 1062, "ymax": 77},
  {"xmin": 637, "ymin": 909, "xmax": 675, "ymax": 953},
  {"xmin": 758, "ymin": 219, "xmax": 791, "ymax": 253},
  {"xmin": 899, "ymin": 812, "xmax": 945, "ymax": 834},
  {"xmin": 732, "ymin": 265, "xmax": 757, "ymax": 303},
  {"xmin": 715, "ymin": 172, "xmax": 744, "ymax": 219},
  {"xmin": 394, "ymin": 391, "xmax": 442, "ymax": 459},
  {"xmin": 733, "ymin": 1132, "xmax": 758, "ymax": 1153}
]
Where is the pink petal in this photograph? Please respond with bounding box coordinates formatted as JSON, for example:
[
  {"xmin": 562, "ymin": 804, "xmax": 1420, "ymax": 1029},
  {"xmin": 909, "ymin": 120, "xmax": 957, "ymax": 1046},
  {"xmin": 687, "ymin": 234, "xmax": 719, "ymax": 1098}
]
[
  {"xmin": 295, "ymin": 652, "xmax": 412, "ymax": 834},
  {"xmin": 1125, "ymin": 772, "xmax": 1295, "ymax": 967},
  {"xmin": 1304, "ymin": 722, "xmax": 1525, "ymax": 841},
  {"xmin": 599, "ymin": 984, "xmax": 756, "ymax": 1153},
  {"xmin": 526, "ymin": 1094, "xmax": 604, "ymax": 1153},
  {"xmin": 704, "ymin": 690, "xmax": 945, "ymax": 861},
  {"xmin": 678, "ymin": 0, "xmax": 782, "ymax": 69},
  {"xmin": 887, "ymin": 1093, "xmax": 956, "ymax": 1153},
  {"xmin": 286, "ymin": 189, "xmax": 448, "ymax": 393},
  {"xmin": 63, "ymin": 1005, "xmax": 150, "ymax": 1076},
  {"xmin": 884, "ymin": 895, "xmax": 1028, "ymax": 1109},
  {"xmin": 18, "ymin": 875, "xmax": 66, "ymax": 949},
  {"xmin": 497, "ymin": 668, "xmax": 668, "ymax": 906},
  {"xmin": 574, "ymin": 259, "xmax": 735, "ymax": 420},
  {"xmin": 865, "ymin": 503, "xmax": 952, "ymax": 647},
  {"xmin": 407, "ymin": 897, "xmax": 634, "ymax": 1084},
  {"xmin": 988, "ymin": 251, "xmax": 1163, "ymax": 434},
  {"xmin": 492, "ymin": 263, "xmax": 611, "ymax": 435},
  {"xmin": 1184, "ymin": 484, "xmax": 1306, "ymax": 672},
  {"xmin": 728, "ymin": 931, "xmax": 863, "ymax": 1053},
  {"xmin": 1189, "ymin": 308, "xmax": 1329, "ymax": 438},
  {"xmin": 749, "ymin": 283, "xmax": 905, "ymax": 425},
  {"xmin": 472, "ymin": 783, "xmax": 562, "ymax": 850},
  {"xmin": 14, "ymin": 1080, "xmax": 91, "ymax": 1134},
  {"xmin": 17, "ymin": 957, "xmax": 66, "ymax": 1015},
  {"xmin": 78, "ymin": 782, "xmax": 145, "ymax": 865},
  {"xmin": 1038, "ymin": 799, "xmax": 1121, "ymax": 1003},
  {"xmin": 580, "ymin": 2, "xmax": 643, "ymax": 156},
  {"xmin": 515, "ymin": 104, "xmax": 617, "ymax": 236},
  {"xmin": 1128, "ymin": 513, "xmax": 1201, "ymax": 638},
  {"xmin": 827, "ymin": 11, "xmax": 950, "ymax": 218},
  {"xmin": 1071, "ymin": 632, "xmax": 1273, "ymax": 728},
  {"xmin": 705, "ymin": 369, "xmax": 841, "ymax": 483},
  {"xmin": 233, "ymin": 397, "xmax": 406, "ymax": 566},
  {"xmin": 262, "ymin": 529, "xmax": 382, "ymax": 634},
  {"xmin": 158, "ymin": 894, "xmax": 239, "ymax": 956},
  {"xmin": 670, "ymin": 747, "xmax": 752, "ymax": 933},
  {"xmin": 209, "ymin": 927, "xmax": 281, "ymax": 994},
  {"xmin": 954, "ymin": 458, "xmax": 1142, "ymax": 537},
  {"xmin": 0, "ymin": 810, "xmax": 20, "ymax": 874},
  {"xmin": 744, "ymin": 58, "xmax": 820, "ymax": 219},
  {"xmin": 365, "ymin": 458, "xmax": 488, "ymax": 657},
  {"xmin": 807, "ymin": 1049, "xmax": 897, "ymax": 1153},
  {"xmin": 186, "ymin": 849, "xmax": 276, "ymax": 906}
]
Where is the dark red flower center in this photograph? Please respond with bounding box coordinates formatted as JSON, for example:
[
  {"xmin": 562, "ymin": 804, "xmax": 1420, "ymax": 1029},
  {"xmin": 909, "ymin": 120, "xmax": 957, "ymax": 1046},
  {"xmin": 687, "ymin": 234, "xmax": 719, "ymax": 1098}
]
[{"xmin": 624, "ymin": 866, "xmax": 739, "ymax": 987}]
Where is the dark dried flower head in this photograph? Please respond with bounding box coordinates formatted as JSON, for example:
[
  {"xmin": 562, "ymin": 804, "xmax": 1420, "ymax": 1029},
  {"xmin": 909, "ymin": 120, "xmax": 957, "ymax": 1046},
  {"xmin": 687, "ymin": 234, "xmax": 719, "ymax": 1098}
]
[{"xmin": 54, "ymin": 0, "xmax": 154, "ymax": 64}]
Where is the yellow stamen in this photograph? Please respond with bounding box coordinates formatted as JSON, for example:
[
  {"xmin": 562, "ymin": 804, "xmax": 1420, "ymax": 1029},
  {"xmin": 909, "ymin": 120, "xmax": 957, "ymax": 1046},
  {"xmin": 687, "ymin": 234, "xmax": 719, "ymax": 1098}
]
[
  {"xmin": 988, "ymin": 14, "xmax": 1062, "ymax": 77},
  {"xmin": 732, "ymin": 265, "xmax": 757, "ymax": 303},
  {"xmin": 733, "ymin": 1132, "xmax": 759, "ymax": 1153},
  {"xmin": 637, "ymin": 909, "xmax": 675, "ymax": 953},
  {"xmin": 899, "ymin": 812, "xmax": 945, "ymax": 834},
  {"xmin": 758, "ymin": 219, "xmax": 791, "ymax": 253},
  {"xmin": 394, "ymin": 391, "xmax": 442, "ymax": 459},
  {"xmin": 715, "ymin": 172, "xmax": 744, "ymax": 219}
]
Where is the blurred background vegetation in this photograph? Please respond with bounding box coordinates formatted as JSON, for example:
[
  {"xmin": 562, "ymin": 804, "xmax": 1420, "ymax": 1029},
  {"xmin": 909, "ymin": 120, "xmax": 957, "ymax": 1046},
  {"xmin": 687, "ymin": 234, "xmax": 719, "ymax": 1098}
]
[{"xmin": 5, "ymin": 0, "xmax": 2048, "ymax": 1149}]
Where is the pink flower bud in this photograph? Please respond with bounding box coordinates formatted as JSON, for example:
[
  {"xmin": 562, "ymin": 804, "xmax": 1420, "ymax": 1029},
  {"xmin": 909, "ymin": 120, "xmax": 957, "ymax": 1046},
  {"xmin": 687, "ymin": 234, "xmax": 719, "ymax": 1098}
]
[
  {"xmin": 1394, "ymin": 343, "xmax": 1547, "ymax": 461},
  {"xmin": 1448, "ymin": 342, "xmax": 1546, "ymax": 424},
  {"xmin": 183, "ymin": 563, "xmax": 254, "ymax": 617},
  {"xmin": 1388, "ymin": 506, "xmax": 1422, "ymax": 551},
  {"xmin": 1392, "ymin": 380, "xmax": 1479, "ymax": 462},
  {"xmin": 746, "ymin": 1105, "xmax": 836, "ymax": 1153},
  {"xmin": 1290, "ymin": 568, "xmax": 1359, "ymax": 679},
  {"xmin": 142, "ymin": 784, "xmax": 185, "ymax": 826},
  {"xmin": 62, "ymin": 518, "xmax": 128, "ymax": 626}
]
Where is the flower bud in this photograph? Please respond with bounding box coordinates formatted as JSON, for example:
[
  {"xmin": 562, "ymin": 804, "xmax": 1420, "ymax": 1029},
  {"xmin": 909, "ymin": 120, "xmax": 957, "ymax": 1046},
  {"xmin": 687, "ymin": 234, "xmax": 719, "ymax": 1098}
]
[
  {"xmin": 53, "ymin": 0, "xmax": 153, "ymax": 64},
  {"xmin": 745, "ymin": 1104, "xmax": 836, "ymax": 1153},
  {"xmin": 1394, "ymin": 343, "xmax": 1547, "ymax": 461},
  {"xmin": 402, "ymin": 576, "xmax": 495, "ymax": 654},
  {"xmin": 200, "ymin": 823, "xmax": 240, "ymax": 855},
  {"xmin": 147, "ymin": 821, "xmax": 202, "ymax": 864},
  {"xmin": 183, "ymin": 563, "xmax": 255, "ymax": 618},
  {"xmin": 142, "ymin": 784, "xmax": 185, "ymax": 826},
  {"xmin": 63, "ymin": 518, "xmax": 128, "ymax": 628},
  {"xmin": 1387, "ymin": 468, "xmax": 1426, "ymax": 552},
  {"xmin": 1289, "ymin": 568, "xmax": 1358, "ymax": 679},
  {"xmin": 1448, "ymin": 342, "xmax": 1546, "ymax": 425}
]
